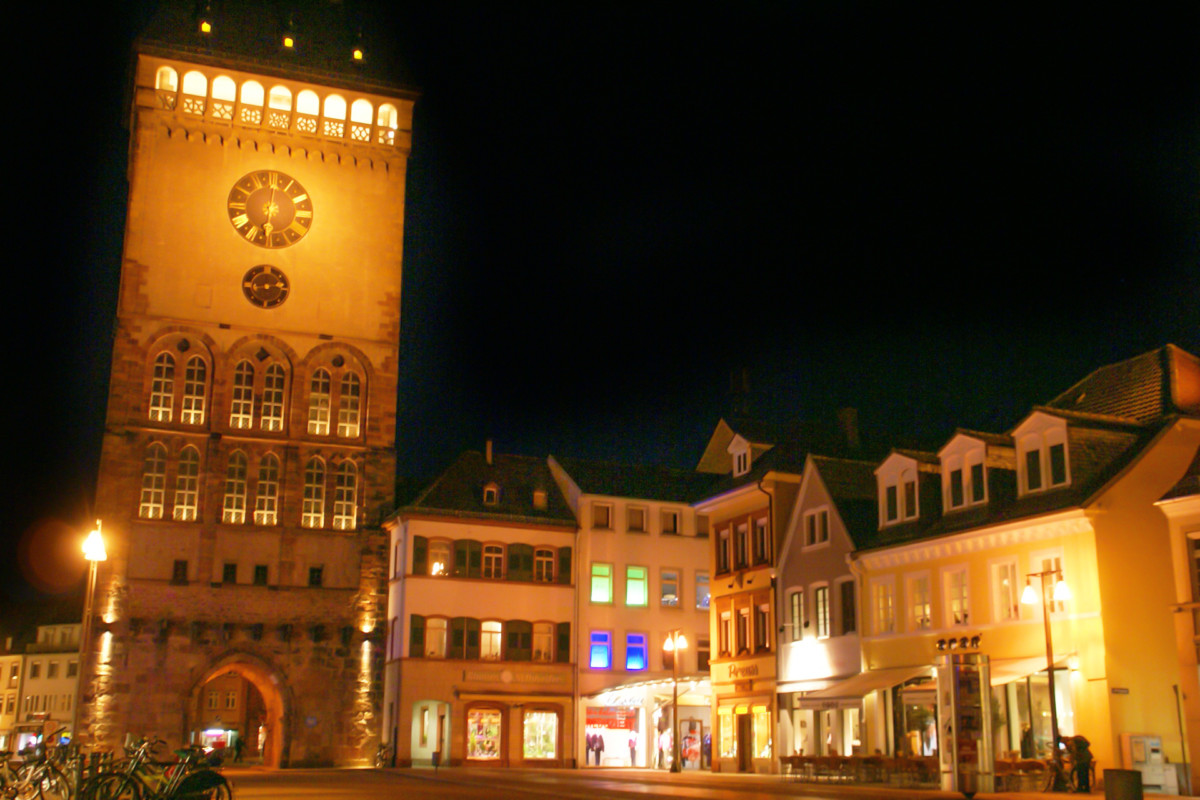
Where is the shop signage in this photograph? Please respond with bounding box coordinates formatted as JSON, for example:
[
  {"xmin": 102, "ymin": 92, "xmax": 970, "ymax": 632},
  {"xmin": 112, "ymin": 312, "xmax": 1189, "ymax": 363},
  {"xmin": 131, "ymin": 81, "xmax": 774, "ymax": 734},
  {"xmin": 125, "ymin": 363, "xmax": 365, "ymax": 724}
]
[
  {"xmin": 728, "ymin": 663, "xmax": 759, "ymax": 680},
  {"xmin": 586, "ymin": 706, "xmax": 637, "ymax": 730}
]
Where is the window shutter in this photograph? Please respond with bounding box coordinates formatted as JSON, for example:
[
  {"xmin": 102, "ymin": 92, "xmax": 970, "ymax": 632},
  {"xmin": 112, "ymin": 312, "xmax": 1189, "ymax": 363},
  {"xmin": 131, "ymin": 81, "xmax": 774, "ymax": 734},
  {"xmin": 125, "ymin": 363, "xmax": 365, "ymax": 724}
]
[
  {"xmin": 412, "ymin": 536, "xmax": 427, "ymax": 575},
  {"xmin": 507, "ymin": 544, "xmax": 532, "ymax": 582},
  {"xmin": 506, "ymin": 620, "xmax": 532, "ymax": 661},
  {"xmin": 555, "ymin": 621, "xmax": 571, "ymax": 663},
  {"xmin": 465, "ymin": 618, "xmax": 481, "ymax": 659},
  {"xmin": 453, "ymin": 540, "xmax": 471, "ymax": 577},
  {"xmin": 409, "ymin": 615, "xmax": 425, "ymax": 656},
  {"xmin": 557, "ymin": 546, "xmax": 572, "ymax": 585},
  {"xmin": 467, "ymin": 541, "xmax": 482, "ymax": 578},
  {"xmin": 450, "ymin": 617, "xmax": 467, "ymax": 659}
]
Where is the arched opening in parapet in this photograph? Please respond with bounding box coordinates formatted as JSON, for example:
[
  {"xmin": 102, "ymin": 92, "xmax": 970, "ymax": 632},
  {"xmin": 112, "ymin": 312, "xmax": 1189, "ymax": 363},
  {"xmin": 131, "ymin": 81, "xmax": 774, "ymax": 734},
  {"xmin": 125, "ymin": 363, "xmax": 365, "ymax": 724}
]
[{"xmin": 185, "ymin": 653, "xmax": 289, "ymax": 768}]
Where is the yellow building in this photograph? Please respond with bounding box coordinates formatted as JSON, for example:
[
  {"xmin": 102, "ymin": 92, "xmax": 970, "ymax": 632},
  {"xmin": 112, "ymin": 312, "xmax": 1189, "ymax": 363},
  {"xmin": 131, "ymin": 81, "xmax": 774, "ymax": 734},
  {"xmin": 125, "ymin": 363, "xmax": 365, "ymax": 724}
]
[{"xmin": 851, "ymin": 345, "xmax": 1200, "ymax": 790}]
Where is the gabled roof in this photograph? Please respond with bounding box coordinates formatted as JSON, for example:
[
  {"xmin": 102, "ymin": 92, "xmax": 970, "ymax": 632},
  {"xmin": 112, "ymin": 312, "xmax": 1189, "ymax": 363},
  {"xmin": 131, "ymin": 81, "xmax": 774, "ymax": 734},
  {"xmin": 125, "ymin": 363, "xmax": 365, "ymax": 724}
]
[
  {"xmin": 551, "ymin": 456, "xmax": 718, "ymax": 503},
  {"xmin": 1047, "ymin": 344, "xmax": 1200, "ymax": 422},
  {"xmin": 1160, "ymin": 445, "xmax": 1200, "ymax": 503},
  {"xmin": 810, "ymin": 455, "xmax": 878, "ymax": 549},
  {"xmin": 398, "ymin": 451, "xmax": 576, "ymax": 527},
  {"xmin": 138, "ymin": 0, "xmax": 419, "ymax": 95}
]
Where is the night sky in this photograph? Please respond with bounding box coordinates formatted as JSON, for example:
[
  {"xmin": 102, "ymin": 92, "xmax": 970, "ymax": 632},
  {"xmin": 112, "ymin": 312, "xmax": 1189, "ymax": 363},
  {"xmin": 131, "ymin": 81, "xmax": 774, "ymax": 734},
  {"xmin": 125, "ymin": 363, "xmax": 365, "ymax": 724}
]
[{"xmin": 3, "ymin": 4, "xmax": 1197, "ymax": 618}]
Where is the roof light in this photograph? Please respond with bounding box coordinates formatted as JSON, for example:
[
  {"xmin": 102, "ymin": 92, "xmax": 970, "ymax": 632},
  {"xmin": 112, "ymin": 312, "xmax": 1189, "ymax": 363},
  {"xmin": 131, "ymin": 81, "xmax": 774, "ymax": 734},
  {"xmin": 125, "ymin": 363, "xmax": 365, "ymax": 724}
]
[
  {"xmin": 283, "ymin": 35, "xmax": 295, "ymax": 48},
  {"xmin": 199, "ymin": 20, "xmax": 212, "ymax": 34},
  {"xmin": 352, "ymin": 48, "xmax": 363, "ymax": 61}
]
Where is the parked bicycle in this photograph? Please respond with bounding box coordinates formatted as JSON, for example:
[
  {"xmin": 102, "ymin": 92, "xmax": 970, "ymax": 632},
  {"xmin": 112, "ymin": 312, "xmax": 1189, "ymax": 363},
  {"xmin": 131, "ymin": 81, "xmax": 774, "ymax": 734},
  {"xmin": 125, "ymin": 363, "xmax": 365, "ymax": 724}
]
[
  {"xmin": 79, "ymin": 738, "xmax": 228, "ymax": 800},
  {"xmin": 0, "ymin": 729, "xmax": 71, "ymax": 800}
]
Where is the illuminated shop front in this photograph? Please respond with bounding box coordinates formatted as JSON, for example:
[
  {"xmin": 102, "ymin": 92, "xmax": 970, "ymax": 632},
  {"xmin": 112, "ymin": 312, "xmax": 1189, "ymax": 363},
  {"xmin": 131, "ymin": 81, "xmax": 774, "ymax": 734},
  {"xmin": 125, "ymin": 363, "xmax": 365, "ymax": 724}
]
[
  {"xmin": 584, "ymin": 678, "xmax": 711, "ymax": 769},
  {"xmin": 460, "ymin": 699, "xmax": 569, "ymax": 766},
  {"xmin": 711, "ymin": 653, "xmax": 776, "ymax": 773}
]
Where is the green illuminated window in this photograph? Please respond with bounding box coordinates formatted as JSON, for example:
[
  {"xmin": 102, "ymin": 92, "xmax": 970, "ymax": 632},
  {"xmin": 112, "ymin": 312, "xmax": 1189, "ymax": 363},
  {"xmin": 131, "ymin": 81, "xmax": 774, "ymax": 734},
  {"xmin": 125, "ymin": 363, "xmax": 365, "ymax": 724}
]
[
  {"xmin": 590, "ymin": 563, "xmax": 612, "ymax": 603},
  {"xmin": 625, "ymin": 566, "xmax": 648, "ymax": 606}
]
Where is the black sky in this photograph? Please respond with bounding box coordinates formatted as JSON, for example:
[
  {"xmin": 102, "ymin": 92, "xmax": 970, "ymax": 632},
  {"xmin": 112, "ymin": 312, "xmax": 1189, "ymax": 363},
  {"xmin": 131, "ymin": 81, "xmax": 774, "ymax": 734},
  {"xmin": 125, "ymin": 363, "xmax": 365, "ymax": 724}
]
[{"xmin": 3, "ymin": 3, "xmax": 1198, "ymax": 615}]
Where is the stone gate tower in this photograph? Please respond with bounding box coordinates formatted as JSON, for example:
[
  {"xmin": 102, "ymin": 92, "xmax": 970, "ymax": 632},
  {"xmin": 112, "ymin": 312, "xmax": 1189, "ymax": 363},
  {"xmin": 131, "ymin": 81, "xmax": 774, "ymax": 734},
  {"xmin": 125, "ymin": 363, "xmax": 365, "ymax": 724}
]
[{"xmin": 86, "ymin": 1, "xmax": 416, "ymax": 766}]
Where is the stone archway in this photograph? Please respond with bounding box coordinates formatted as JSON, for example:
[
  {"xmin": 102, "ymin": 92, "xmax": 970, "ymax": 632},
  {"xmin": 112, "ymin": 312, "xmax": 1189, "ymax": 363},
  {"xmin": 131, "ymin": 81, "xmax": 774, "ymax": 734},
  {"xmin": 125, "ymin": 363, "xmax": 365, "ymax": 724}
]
[{"xmin": 185, "ymin": 652, "xmax": 290, "ymax": 768}]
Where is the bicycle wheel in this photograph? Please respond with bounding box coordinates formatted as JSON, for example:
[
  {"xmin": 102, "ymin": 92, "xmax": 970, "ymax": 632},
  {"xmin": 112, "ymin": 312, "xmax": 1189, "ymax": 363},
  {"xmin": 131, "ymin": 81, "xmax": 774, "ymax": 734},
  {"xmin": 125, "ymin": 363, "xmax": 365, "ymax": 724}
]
[
  {"xmin": 172, "ymin": 769, "xmax": 229, "ymax": 800},
  {"xmin": 88, "ymin": 774, "xmax": 142, "ymax": 800},
  {"xmin": 33, "ymin": 763, "xmax": 70, "ymax": 800}
]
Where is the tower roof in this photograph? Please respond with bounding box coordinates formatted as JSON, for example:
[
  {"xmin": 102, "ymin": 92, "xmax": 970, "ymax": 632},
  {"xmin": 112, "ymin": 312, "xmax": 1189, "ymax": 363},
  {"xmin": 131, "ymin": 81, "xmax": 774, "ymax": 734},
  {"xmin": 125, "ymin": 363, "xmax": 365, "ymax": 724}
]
[{"xmin": 137, "ymin": 0, "xmax": 418, "ymax": 96}]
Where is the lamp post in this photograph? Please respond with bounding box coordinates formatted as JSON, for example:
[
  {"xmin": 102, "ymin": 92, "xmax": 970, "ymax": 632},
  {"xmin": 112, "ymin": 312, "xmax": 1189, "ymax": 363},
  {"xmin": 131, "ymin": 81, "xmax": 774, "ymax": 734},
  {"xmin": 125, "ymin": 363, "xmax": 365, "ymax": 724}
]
[
  {"xmin": 72, "ymin": 521, "xmax": 107, "ymax": 748},
  {"xmin": 1021, "ymin": 567, "xmax": 1071, "ymax": 789},
  {"xmin": 663, "ymin": 630, "xmax": 687, "ymax": 773}
]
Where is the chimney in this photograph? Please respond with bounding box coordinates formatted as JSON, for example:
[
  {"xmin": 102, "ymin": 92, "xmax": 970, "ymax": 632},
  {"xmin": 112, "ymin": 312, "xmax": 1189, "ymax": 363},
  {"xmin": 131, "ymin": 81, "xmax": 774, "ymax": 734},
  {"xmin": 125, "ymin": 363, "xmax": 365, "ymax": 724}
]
[
  {"xmin": 837, "ymin": 407, "xmax": 861, "ymax": 451},
  {"xmin": 485, "ymin": 439, "xmax": 493, "ymax": 465}
]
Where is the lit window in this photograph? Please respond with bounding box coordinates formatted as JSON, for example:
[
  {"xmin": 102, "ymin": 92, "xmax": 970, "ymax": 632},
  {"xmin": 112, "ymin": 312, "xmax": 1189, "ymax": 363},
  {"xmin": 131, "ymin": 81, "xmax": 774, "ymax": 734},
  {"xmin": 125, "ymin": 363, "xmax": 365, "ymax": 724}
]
[
  {"xmin": 532, "ymin": 622, "xmax": 554, "ymax": 662},
  {"xmin": 590, "ymin": 563, "xmax": 612, "ymax": 604},
  {"xmin": 155, "ymin": 66, "xmax": 178, "ymax": 93},
  {"xmin": 297, "ymin": 89, "xmax": 320, "ymax": 115},
  {"xmin": 523, "ymin": 710, "xmax": 558, "ymax": 760},
  {"xmin": 337, "ymin": 373, "xmax": 361, "ymax": 437},
  {"xmin": 350, "ymin": 99, "xmax": 373, "ymax": 124},
  {"xmin": 695, "ymin": 571, "xmax": 710, "ymax": 610},
  {"xmin": 426, "ymin": 618, "xmax": 448, "ymax": 658},
  {"xmin": 240, "ymin": 81, "xmax": 264, "ymax": 106},
  {"xmin": 332, "ymin": 461, "xmax": 357, "ymax": 530},
  {"xmin": 789, "ymin": 589, "xmax": 804, "ymax": 640},
  {"xmin": 874, "ymin": 580, "xmax": 895, "ymax": 634},
  {"xmin": 222, "ymin": 451, "xmax": 248, "ymax": 524},
  {"xmin": 173, "ymin": 446, "xmax": 201, "ymax": 521},
  {"xmin": 428, "ymin": 540, "xmax": 451, "ymax": 576},
  {"xmin": 589, "ymin": 631, "xmax": 612, "ymax": 669},
  {"xmin": 302, "ymin": 457, "xmax": 325, "ymax": 528},
  {"xmin": 307, "ymin": 369, "xmax": 331, "ymax": 435},
  {"xmin": 180, "ymin": 356, "xmax": 207, "ymax": 424},
  {"xmin": 909, "ymin": 574, "xmax": 931, "ymax": 630},
  {"xmin": 230, "ymin": 361, "xmax": 254, "ymax": 429},
  {"xmin": 268, "ymin": 85, "xmax": 292, "ymax": 110},
  {"xmin": 992, "ymin": 560, "xmax": 1020, "ymax": 622},
  {"xmin": 139, "ymin": 443, "xmax": 167, "ymax": 519},
  {"xmin": 261, "ymin": 364, "xmax": 286, "ymax": 432},
  {"xmin": 945, "ymin": 568, "xmax": 969, "ymax": 626},
  {"xmin": 149, "ymin": 353, "xmax": 175, "ymax": 422},
  {"xmin": 625, "ymin": 633, "xmax": 648, "ymax": 671},
  {"xmin": 814, "ymin": 586, "xmax": 830, "ymax": 638},
  {"xmin": 480, "ymin": 620, "xmax": 502, "ymax": 660},
  {"xmin": 625, "ymin": 566, "xmax": 648, "ymax": 606},
  {"xmin": 660, "ymin": 569, "xmax": 680, "ymax": 607},
  {"xmin": 323, "ymin": 93, "xmax": 347, "ymax": 119},
  {"xmin": 254, "ymin": 454, "xmax": 280, "ymax": 525}
]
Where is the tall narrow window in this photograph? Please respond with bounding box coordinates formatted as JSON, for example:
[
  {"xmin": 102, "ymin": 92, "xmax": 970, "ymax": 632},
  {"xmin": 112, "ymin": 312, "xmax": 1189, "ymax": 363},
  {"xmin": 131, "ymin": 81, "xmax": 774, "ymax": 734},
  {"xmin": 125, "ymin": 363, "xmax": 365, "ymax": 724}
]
[
  {"xmin": 625, "ymin": 566, "xmax": 648, "ymax": 606},
  {"xmin": 302, "ymin": 457, "xmax": 325, "ymax": 528},
  {"xmin": 149, "ymin": 353, "xmax": 175, "ymax": 422},
  {"xmin": 483, "ymin": 545, "xmax": 505, "ymax": 579},
  {"xmin": 337, "ymin": 373, "xmax": 361, "ymax": 437},
  {"xmin": 222, "ymin": 451, "xmax": 248, "ymax": 524},
  {"xmin": 752, "ymin": 518, "xmax": 770, "ymax": 564},
  {"xmin": 734, "ymin": 523, "xmax": 748, "ymax": 568},
  {"xmin": 717, "ymin": 530, "xmax": 731, "ymax": 573},
  {"xmin": 789, "ymin": 589, "xmax": 804, "ymax": 640},
  {"xmin": 307, "ymin": 368, "xmax": 331, "ymax": 435},
  {"xmin": 589, "ymin": 631, "xmax": 612, "ymax": 669},
  {"xmin": 533, "ymin": 548, "xmax": 555, "ymax": 582},
  {"xmin": 993, "ymin": 561, "xmax": 1020, "ymax": 622},
  {"xmin": 425, "ymin": 618, "xmax": 448, "ymax": 658},
  {"xmin": 805, "ymin": 510, "xmax": 829, "ymax": 546},
  {"xmin": 814, "ymin": 586, "xmax": 830, "ymax": 638},
  {"xmin": 695, "ymin": 571, "xmax": 710, "ymax": 610},
  {"xmin": 532, "ymin": 623, "xmax": 554, "ymax": 662},
  {"xmin": 254, "ymin": 454, "xmax": 280, "ymax": 525},
  {"xmin": 480, "ymin": 621, "xmax": 502, "ymax": 660},
  {"xmin": 946, "ymin": 568, "xmax": 969, "ymax": 626},
  {"xmin": 332, "ymin": 461, "xmax": 357, "ymax": 530},
  {"xmin": 139, "ymin": 443, "xmax": 167, "ymax": 519},
  {"xmin": 625, "ymin": 633, "xmax": 648, "ymax": 671},
  {"xmin": 181, "ymin": 356, "xmax": 207, "ymax": 424},
  {"xmin": 230, "ymin": 361, "xmax": 254, "ymax": 429},
  {"xmin": 261, "ymin": 364, "xmax": 286, "ymax": 432},
  {"xmin": 840, "ymin": 580, "xmax": 857, "ymax": 635},
  {"xmin": 660, "ymin": 569, "xmax": 680, "ymax": 606},
  {"xmin": 910, "ymin": 575, "xmax": 931, "ymax": 629},
  {"xmin": 173, "ymin": 446, "xmax": 200, "ymax": 521},
  {"xmin": 874, "ymin": 581, "xmax": 895, "ymax": 634}
]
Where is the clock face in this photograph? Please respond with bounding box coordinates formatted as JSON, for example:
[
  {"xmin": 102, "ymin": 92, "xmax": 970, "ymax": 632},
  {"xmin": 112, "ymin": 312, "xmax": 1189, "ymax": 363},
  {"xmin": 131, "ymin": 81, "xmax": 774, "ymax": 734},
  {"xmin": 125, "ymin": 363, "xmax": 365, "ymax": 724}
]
[
  {"xmin": 227, "ymin": 171, "xmax": 313, "ymax": 248},
  {"xmin": 242, "ymin": 265, "xmax": 290, "ymax": 308}
]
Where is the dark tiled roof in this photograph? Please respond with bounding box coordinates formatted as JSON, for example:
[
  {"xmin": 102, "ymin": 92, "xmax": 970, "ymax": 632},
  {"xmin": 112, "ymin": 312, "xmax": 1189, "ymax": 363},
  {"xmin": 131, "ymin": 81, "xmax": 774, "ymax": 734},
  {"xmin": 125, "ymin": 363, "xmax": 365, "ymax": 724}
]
[
  {"xmin": 950, "ymin": 429, "xmax": 1014, "ymax": 449},
  {"xmin": 553, "ymin": 456, "xmax": 719, "ymax": 503},
  {"xmin": 138, "ymin": 0, "xmax": 418, "ymax": 95},
  {"xmin": 401, "ymin": 451, "xmax": 577, "ymax": 527},
  {"xmin": 1047, "ymin": 344, "xmax": 1200, "ymax": 422},
  {"xmin": 1160, "ymin": 445, "xmax": 1200, "ymax": 502},
  {"xmin": 811, "ymin": 456, "xmax": 880, "ymax": 549}
]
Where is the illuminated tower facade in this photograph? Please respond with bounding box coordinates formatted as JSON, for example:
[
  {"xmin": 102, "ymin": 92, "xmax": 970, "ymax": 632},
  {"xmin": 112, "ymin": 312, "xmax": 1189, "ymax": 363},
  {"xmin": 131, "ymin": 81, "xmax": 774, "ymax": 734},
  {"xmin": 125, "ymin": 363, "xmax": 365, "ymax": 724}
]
[{"xmin": 85, "ymin": 3, "xmax": 416, "ymax": 766}]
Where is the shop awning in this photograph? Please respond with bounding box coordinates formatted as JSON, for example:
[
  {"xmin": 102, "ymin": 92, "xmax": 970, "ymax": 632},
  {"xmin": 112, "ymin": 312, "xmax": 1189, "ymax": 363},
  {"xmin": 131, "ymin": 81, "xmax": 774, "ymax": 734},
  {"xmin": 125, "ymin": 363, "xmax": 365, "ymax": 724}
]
[
  {"xmin": 802, "ymin": 665, "xmax": 932, "ymax": 701},
  {"xmin": 989, "ymin": 653, "xmax": 1071, "ymax": 687}
]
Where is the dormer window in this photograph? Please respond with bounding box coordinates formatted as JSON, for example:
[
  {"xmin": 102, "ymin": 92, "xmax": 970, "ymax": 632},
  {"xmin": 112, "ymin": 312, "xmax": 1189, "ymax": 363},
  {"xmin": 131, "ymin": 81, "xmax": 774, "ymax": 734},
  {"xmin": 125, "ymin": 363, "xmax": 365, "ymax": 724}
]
[
  {"xmin": 532, "ymin": 489, "xmax": 547, "ymax": 510},
  {"xmin": 483, "ymin": 482, "xmax": 500, "ymax": 505},
  {"xmin": 1014, "ymin": 412, "xmax": 1071, "ymax": 496},
  {"xmin": 876, "ymin": 453, "xmax": 925, "ymax": 527},
  {"xmin": 728, "ymin": 435, "xmax": 751, "ymax": 477},
  {"xmin": 939, "ymin": 435, "xmax": 990, "ymax": 511}
]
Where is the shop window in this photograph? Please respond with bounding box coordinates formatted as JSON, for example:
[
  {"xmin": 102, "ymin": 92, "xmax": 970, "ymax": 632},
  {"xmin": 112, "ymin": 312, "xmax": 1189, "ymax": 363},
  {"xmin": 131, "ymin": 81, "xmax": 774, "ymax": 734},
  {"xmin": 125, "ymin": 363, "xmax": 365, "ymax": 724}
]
[
  {"xmin": 523, "ymin": 710, "xmax": 558, "ymax": 760},
  {"xmin": 591, "ymin": 563, "xmax": 613, "ymax": 603},
  {"xmin": 466, "ymin": 708, "xmax": 502, "ymax": 760},
  {"xmin": 718, "ymin": 710, "xmax": 735, "ymax": 758},
  {"xmin": 254, "ymin": 454, "xmax": 280, "ymax": 525},
  {"xmin": 753, "ymin": 705, "xmax": 772, "ymax": 759},
  {"xmin": 589, "ymin": 631, "xmax": 612, "ymax": 669},
  {"xmin": 301, "ymin": 457, "xmax": 325, "ymax": 528},
  {"xmin": 814, "ymin": 586, "xmax": 830, "ymax": 639},
  {"xmin": 173, "ymin": 446, "xmax": 201, "ymax": 521},
  {"xmin": 625, "ymin": 633, "xmax": 648, "ymax": 671},
  {"xmin": 695, "ymin": 571, "xmax": 710, "ymax": 610},
  {"xmin": 625, "ymin": 566, "xmax": 648, "ymax": 606},
  {"xmin": 660, "ymin": 569, "xmax": 679, "ymax": 607},
  {"xmin": 139, "ymin": 443, "xmax": 167, "ymax": 519},
  {"xmin": 149, "ymin": 352, "xmax": 175, "ymax": 422}
]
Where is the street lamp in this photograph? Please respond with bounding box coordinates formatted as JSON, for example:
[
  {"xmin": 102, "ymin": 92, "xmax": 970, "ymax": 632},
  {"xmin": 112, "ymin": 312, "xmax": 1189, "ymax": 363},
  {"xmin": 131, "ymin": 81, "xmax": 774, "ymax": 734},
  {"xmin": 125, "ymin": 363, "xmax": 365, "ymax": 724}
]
[
  {"xmin": 663, "ymin": 630, "xmax": 687, "ymax": 773},
  {"xmin": 72, "ymin": 521, "xmax": 107, "ymax": 747},
  {"xmin": 1021, "ymin": 567, "xmax": 1071, "ymax": 790}
]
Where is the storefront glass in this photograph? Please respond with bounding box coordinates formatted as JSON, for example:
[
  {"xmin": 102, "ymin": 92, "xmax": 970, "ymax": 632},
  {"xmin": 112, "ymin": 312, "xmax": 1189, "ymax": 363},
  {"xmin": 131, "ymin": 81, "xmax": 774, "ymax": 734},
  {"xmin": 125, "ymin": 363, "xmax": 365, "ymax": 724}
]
[
  {"xmin": 718, "ymin": 709, "xmax": 735, "ymax": 757},
  {"xmin": 467, "ymin": 709, "xmax": 501, "ymax": 760},
  {"xmin": 523, "ymin": 711, "xmax": 557, "ymax": 759},
  {"xmin": 753, "ymin": 706, "xmax": 772, "ymax": 758},
  {"xmin": 1005, "ymin": 668, "xmax": 1072, "ymax": 759}
]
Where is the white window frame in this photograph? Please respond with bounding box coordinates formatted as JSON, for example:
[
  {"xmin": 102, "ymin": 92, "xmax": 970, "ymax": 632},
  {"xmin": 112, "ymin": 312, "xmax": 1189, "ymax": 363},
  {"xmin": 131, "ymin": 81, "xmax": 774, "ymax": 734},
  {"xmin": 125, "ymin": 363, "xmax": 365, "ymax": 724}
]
[
  {"xmin": 230, "ymin": 360, "xmax": 255, "ymax": 429},
  {"xmin": 943, "ymin": 565, "xmax": 970, "ymax": 627},
  {"xmin": 803, "ymin": 507, "xmax": 830, "ymax": 549},
  {"xmin": 307, "ymin": 368, "xmax": 331, "ymax": 435},
  {"xmin": 871, "ymin": 577, "xmax": 896, "ymax": 635},
  {"xmin": 990, "ymin": 558, "xmax": 1021, "ymax": 623},
  {"xmin": 260, "ymin": 363, "xmax": 286, "ymax": 432},
  {"xmin": 332, "ymin": 461, "xmax": 357, "ymax": 530},
  {"xmin": 181, "ymin": 356, "xmax": 207, "ymax": 425},
  {"xmin": 173, "ymin": 446, "xmax": 201, "ymax": 521},
  {"xmin": 906, "ymin": 571, "xmax": 932, "ymax": 631},
  {"xmin": 337, "ymin": 372, "xmax": 361, "ymax": 437},
  {"xmin": 787, "ymin": 587, "xmax": 805, "ymax": 641},
  {"xmin": 254, "ymin": 453, "xmax": 280, "ymax": 525},
  {"xmin": 301, "ymin": 457, "xmax": 326, "ymax": 528},
  {"xmin": 222, "ymin": 451, "xmax": 248, "ymax": 524},
  {"xmin": 813, "ymin": 583, "xmax": 831, "ymax": 639}
]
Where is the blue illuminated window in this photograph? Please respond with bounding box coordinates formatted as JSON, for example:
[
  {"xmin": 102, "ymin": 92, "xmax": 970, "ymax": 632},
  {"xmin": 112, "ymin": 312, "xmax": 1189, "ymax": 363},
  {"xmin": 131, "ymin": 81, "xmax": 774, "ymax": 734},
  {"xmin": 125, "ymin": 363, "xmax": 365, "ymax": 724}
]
[
  {"xmin": 625, "ymin": 633, "xmax": 647, "ymax": 671},
  {"xmin": 589, "ymin": 631, "xmax": 612, "ymax": 669}
]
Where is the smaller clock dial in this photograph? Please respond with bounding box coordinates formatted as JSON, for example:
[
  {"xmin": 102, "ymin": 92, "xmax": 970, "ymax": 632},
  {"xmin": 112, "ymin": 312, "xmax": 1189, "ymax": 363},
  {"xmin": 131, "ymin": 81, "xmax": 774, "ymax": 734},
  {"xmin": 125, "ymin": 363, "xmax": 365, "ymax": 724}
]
[
  {"xmin": 242, "ymin": 265, "xmax": 291, "ymax": 308},
  {"xmin": 227, "ymin": 171, "xmax": 314, "ymax": 249}
]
